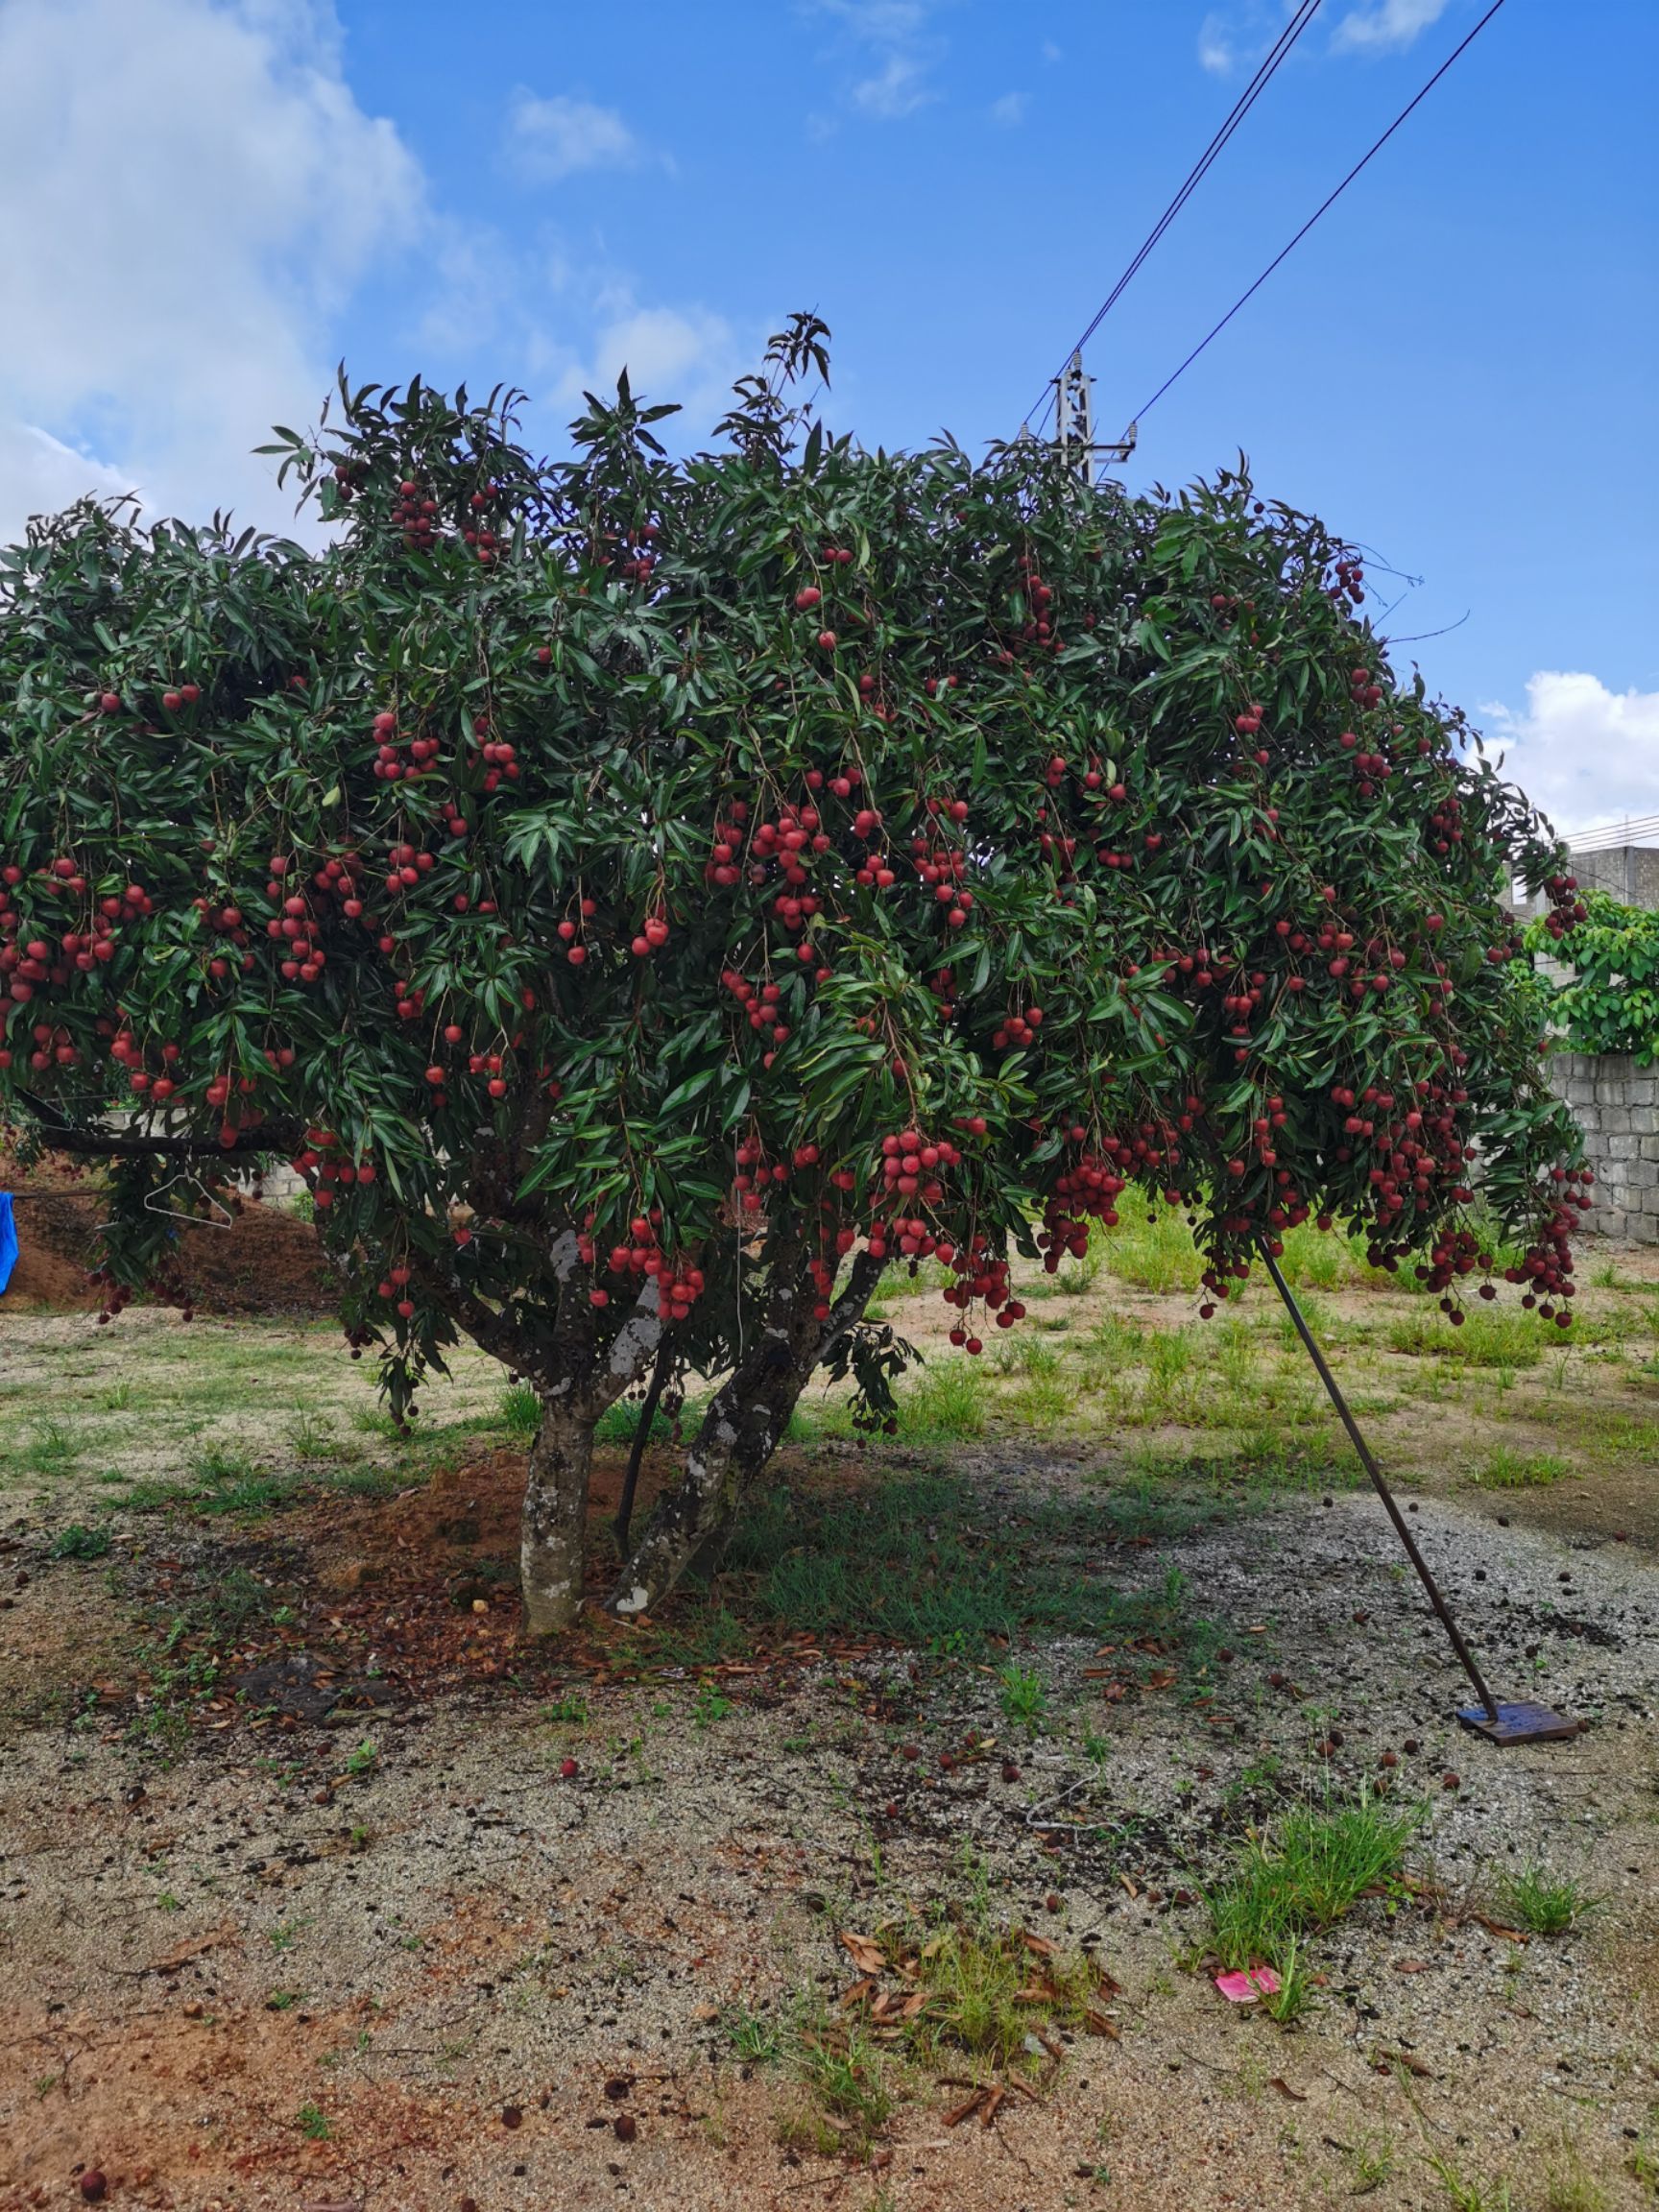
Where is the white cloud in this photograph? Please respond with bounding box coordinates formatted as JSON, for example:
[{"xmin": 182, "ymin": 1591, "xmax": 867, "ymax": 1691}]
[
  {"xmin": 990, "ymin": 91, "xmax": 1028, "ymax": 127},
  {"xmin": 1198, "ymin": 11, "xmax": 1237, "ymax": 73},
  {"xmin": 852, "ymin": 49, "xmax": 931, "ymax": 117},
  {"xmin": 1041, "ymin": 39, "xmax": 1062, "ymax": 63},
  {"xmin": 1484, "ymin": 672, "xmax": 1659, "ymax": 837},
  {"xmin": 0, "ymin": 0, "xmax": 421, "ymax": 540},
  {"xmin": 546, "ymin": 296, "xmax": 748, "ymax": 435},
  {"xmin": 506, "ymin": 90, "xmax": 638, "ymax": 181},
  {"xmin": 813, "ymin": 0, "xmax": 941, "ymax": 120},
  {"xmin": 1333, "ymin": 0, "xmax": 1454, "ymax": 52}
]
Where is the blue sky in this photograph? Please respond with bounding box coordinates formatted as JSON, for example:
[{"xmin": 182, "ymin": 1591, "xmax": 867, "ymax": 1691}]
[{"xmin": 1, "ymin": 0, "xmax": 1654, "ymax": 832}]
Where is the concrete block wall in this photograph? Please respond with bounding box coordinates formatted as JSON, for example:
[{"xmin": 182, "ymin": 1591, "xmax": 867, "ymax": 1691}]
[{"xmin": 1548, "ymin": 1052, "xmax": 1659, "ymax": 1244}]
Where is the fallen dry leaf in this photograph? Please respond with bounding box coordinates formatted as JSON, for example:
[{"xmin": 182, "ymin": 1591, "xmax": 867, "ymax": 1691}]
[
  {"xmin": 1469, "ymin": 1913, "xmax": 1528, "ymax": 1945},
  {"xmin": 1269, "ymin": 2077, "xmax": 1308, "ymax": 2103},
  {"xmin": 1371, "ymin": 2048, "xmax": 1432, "ymax": 2079},
  {"xmin": 945, "ymin": 2086, "xmax": 988, "ymax": 2128},
  {"xmin": 839, "ymin": 1930, "xmax": 887, "ymax": 1976}
]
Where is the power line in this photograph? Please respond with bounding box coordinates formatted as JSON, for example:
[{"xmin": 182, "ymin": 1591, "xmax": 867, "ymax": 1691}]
[
  {"xmin": 1561, "ymin": 813, "xmax": 1659, "ymax": 854},
  {"xmin": 1128, "ymin": 0, "xmax": 1510, "ymax": 428},
  {"xmin": 1023, "ymin": 0, "xmax": 1326, "ymax": 436}
]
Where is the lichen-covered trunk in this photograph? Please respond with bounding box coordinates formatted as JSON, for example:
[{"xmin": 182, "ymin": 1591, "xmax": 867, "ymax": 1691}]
[
  {"xmin": 609, "ymin": 1249, "xmax": 883, "ymax": 1619},
  {"xmin": 520, "ymin": 1395, "xmax": 595, "ymax": 1636}
]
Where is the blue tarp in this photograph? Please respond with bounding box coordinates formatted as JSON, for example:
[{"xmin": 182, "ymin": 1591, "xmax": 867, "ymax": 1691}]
[{"xmin": 0, "ymin": 1193, "xmax": 16, "ymax": 1297}]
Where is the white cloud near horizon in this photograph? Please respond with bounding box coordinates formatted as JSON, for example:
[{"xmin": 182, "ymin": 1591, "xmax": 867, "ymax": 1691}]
[
  {"xmin": 0, "ymin": 0, "xmax": 751, "ymax": 542},
  {"xmin": 506, "ymin": 90, "xmax": 639, "ymax": 180},
  {"xmin": 0, "ymin": 0, "xmax": 421, "ymax": 541},
  {"xmin": 1484, "ymin": 672, "xmax": 1659, "ymax": 836}
]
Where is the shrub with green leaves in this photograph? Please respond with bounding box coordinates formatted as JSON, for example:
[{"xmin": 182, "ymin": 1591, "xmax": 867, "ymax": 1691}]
[
  {"xmin": 1527, "ymin": 887, "xmax": 1659, "ymax": 1062},
  {"xmin": 0, "ymin": 315, "xmax": 1585, "ymax": 1629}
]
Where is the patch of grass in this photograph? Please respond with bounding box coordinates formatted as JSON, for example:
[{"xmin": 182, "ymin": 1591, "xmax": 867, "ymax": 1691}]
[
  {"xmin": 717, "ymin": 1473, "xmax": 1191, "ymax": 1655},
  {"xmin": 793, "ymin": 2021, "xmax": 893, "ymax": 2153},
  {"xmin": 287, "ymin": 1411, "xmax": 349, "ymax": 1465},
  {"xmin": 1497, "ymin": 1864, "xmax": 1601, "ymax": 1936},
  {"xmin": 296, "ymin": 2102, "xmax": 330, "ymax": 2141},
  {"xmin": 1276, "ymin": 1222, "xmax": 1372, "ymax": 1291},
  {"xmin": 693, "ymin": 1678, "xmax": 734, "ymax": 1728},
  {"xmin": 11, "ymin": 1416, "xmax": 83, "ymax": 1478},
  {"xmin": 1386, "ymin": 1307, "xmax": 1544, "ymax": 1369},
  {"xmin": 998, "ymin": 1664, "xmax": 1047, "ymax": 1732},
  {"xmin": 1257, "ymin": 1931, "xmax": 1314, "ymax": 2025},
  {"xmin": 159, "ymin": 1562, "xmax": 279, "ymax": 1644},
  {"xmin": 1096, "ymin": 1209, "xmax": 1207, "ymax": 1293},
  {"xmin": 1346, "ymin": 2128, "xmax": 1398, "ymax": 2194},
  {"xmin": 1430, "ymin": 2157, "xmax": 1517, "ymax": 2212},
  {"xmin": 185, "ymin": 1447, "xmax": 290, "ymax": 1514},
  {"xmin": 542, "ymin": 1693, "xmax": 588, "ymax": 1725},
  {"xmin": 909, "ymin": 1921, "xmax": 1098, "ymax": 2072},
  {"xmin": 1207, "ymin": 1791, "xmax": 1422, "ymax": 1981},
  {"xmin": 594, "ymin": 1394, "xmax": 682, "ymax": 1447},
  {"xmin": 988, "ymin": 1334, "xmax": 1060, "ymax": 1379},
  {"xmin": 1542, "ymin": 2148, "xmax": 1607, "ymax": 2212},
  {"xmin": 499, "ymin": 1382, "xmax": 541, "ymax": 1439},
  {"xmin": 49, "ymin": 1522, "xmax": 111, "ymax": 1561},
  {"xmin": 726, "ymin": 2007, "xmax": 785, "ymax": 2066},
  {"xmin": 898, "ymin": 1358, "xmax": 988, "ymax": 1441},
  {"xmin": 1000, "ymin": 1371, "xmax": 1079, "ymax": 1428},
  {"xmin": 1473, "ymin": 1447, "xmax": 1573, "ymax": 1489}
]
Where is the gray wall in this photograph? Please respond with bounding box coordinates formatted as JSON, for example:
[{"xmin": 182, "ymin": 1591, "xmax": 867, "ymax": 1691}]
[
  {"xmin": 1548, "ymin": 1052, "xmax": 1659, "ymax": 1244},
  {"xmin": 1513, "ymin": 842, "xmax": 1659, "ymax": 921}
]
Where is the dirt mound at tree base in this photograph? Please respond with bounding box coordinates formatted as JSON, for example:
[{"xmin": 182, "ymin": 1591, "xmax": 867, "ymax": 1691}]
[{"xmin": 0, "ymin": 1187, "xmax": 335, "ymax": 1317}]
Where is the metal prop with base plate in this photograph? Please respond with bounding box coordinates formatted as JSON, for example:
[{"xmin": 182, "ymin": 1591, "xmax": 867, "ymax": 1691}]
[{"xmin": 1258, "ymin": 1239, "xmax": 1581, "ymax": 1748}]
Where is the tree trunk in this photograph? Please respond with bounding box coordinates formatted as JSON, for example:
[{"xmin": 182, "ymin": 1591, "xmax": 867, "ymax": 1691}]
[
  {"xmin": 519, "ymin": 1392, "xmax": 596, "ymax": 1636},
  {"xmin": 608, "ymin": 1249, "xmax": 884, "ymax": 1618}
]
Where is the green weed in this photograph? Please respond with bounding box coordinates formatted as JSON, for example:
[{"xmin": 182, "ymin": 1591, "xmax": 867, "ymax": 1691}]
[
  {"xmin": 1208, "ymin": 1791, "xmax": 1422, "ymax": 1982},
  {"xmin": 499, "ymin": 1382, "xmax": 541, "ymax": 1439},
  {"xmin": 1430, "ymin": 2156, "xmax": 1517, "ymax": 2212},
  {"xmin": 726, "ymin": 2007, "xmax": 784, "ymax": 2065},
  {"xmin": 49, "ymin": 1522, "xmax": 111, "ymax": 1561},
  {"xmin": 1474, "ymin": 1447, "xmax": 1572, "ymax": 1489},
  {"xmin": 1386, "ymin": 1307, "xmax": 1544, "ymax": 1369},
  {"xmin": 1096, "ymin": 1210, "xmax": 1206, "ymax": 1293},
  {"xmin": 1497, "ymin": 1864, "xmax": 1601, "ymax": 1936},
  {"xmin": 998, "ymin": 1664, "xmax": 1047, "ymax": 1732}
]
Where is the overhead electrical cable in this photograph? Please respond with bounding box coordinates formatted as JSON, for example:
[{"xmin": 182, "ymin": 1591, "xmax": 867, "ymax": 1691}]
[
  {"xmin": 1128, "ymin": 0, "xmax": 1510, "ymax": 426},
  {"xmin": 1023, "ymin": 0, "xmax": 1325, "ymax": 435}
]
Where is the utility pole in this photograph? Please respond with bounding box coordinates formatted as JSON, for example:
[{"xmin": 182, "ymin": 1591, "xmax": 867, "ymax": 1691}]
[{"xmin": 1048, "ymin": 349, "xmax": 1137, "ymax": 485}]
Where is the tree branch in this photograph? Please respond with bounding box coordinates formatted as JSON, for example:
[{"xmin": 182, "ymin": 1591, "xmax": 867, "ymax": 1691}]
[{"xmin": 11, "ymin": 1091, "xmax": 302, "ymax": 1163}]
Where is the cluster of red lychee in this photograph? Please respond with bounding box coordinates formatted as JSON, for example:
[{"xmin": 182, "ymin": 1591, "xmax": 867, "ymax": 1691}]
[{"xmin": 288, "ymin": 1127, "xmax": 377, "ymax": 1212}]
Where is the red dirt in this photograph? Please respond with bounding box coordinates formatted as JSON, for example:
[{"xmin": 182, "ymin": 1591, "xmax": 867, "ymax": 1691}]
[{"xmin": 1, "ymin": 1161, "xmax": 334, "ymax": 1318}]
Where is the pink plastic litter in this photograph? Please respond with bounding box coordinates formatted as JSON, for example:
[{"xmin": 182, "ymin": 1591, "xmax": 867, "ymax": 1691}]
[{"xmin": 1214, "ymin": 1967, "xmax": 1281, "ymax": 2003}]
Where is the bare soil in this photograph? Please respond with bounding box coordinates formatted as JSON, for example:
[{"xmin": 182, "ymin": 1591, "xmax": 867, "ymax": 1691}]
[
  {"xmin": 1, "ymin": 1147, "xmax": 333, "ymax": 1319},
  {"xmin": 1, "ymin": 1436, "xmax": 1656, "ymax": 2211},
  {"xmin": 2, "ymin": 1232, "xmax": 1657, "ymax": 2209}
]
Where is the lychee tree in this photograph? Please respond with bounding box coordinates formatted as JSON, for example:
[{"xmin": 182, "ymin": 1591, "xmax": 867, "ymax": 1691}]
[{"xmin": 0, "ymin": 317, "xmax": 1588, "ymax": 1633}]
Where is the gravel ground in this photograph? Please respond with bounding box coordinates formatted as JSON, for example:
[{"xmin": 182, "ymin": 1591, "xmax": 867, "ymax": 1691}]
[{"xmin": 2, "ymin": 1454, "xmax": 1656, "ymax": 2212}]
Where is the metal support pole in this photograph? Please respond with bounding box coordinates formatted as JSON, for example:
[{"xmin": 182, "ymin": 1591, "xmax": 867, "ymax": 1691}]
[
  {"xmin": 1257, "ymin": 1239, "xmax": 1500, "ymax": 1719},
  {"xmin": 1255, "ymin": 1238, "xmax": 1580, "ymax": 1744}
]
